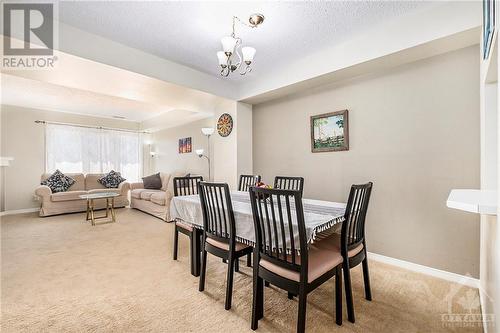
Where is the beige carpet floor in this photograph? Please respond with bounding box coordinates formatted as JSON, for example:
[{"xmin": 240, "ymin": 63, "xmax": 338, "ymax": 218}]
[{"xmin": 1, "ymin": 208, "xmax": 482, "ymax": 333}]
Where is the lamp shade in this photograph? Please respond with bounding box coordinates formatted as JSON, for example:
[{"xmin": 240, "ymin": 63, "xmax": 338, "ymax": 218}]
[
  {"xmin": 201, "ymin": 127, "xmax": 215, "ymax": 136},
  {"xmin": 242, "ymin": 47, "xmax": 256, "ymax": 62},
  {"xmin": 217, "ymin": 51, "xmax": 227, "ymax": 66},
  {"xmin": 221, "ymin": 36, "xmax": 237, "ymax": 54},
  {"xmin": 195, "ymin": 149, "xmax": 204, "ymax": 156}
]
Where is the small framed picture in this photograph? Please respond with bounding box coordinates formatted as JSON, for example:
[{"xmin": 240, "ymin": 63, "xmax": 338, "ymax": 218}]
[
  {"xmin": 310, "ymin": 110, "xmax": 349, "ymax": 153},
  {"xmin": 178, "ymin": 137, "xmax": 192, "ymax": 154}
]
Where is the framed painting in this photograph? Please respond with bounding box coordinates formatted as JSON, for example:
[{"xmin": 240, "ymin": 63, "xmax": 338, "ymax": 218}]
[
  {"xmin": 178, "ymin": 137, "xmax": 192, "ymax": 154},
  {"xmin": 310, "ymin": 110, "xmax": 349, "ymax": 153}
]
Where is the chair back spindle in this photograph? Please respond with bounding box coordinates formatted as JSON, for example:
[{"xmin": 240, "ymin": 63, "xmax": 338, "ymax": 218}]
[
  {"xmin": 340, "ymin": 182, "xmax": 373, "ymax": 256},
  {"xmin": 238, "ymin": 174, "xmax": 262, "ymax": 192},
  {"xmin": 199, "ymin": 182, "xmax": 236, "ymax": 245},
  {"xmin": 274, "ymin": 176, "xmax": 305, "ymax": 195},
  {"xmin": 173, "ymin": 176, "xmax": 203, "ymax": 197},
  {"xmin": 249, "ymin": 187, "xmax": 308, "ymax": 280}
]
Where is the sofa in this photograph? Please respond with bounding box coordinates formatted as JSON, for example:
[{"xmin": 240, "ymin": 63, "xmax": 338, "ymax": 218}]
[
  {"xmin": 129, "ymin": 173, "xmax": 174, "ymax": 221},
  {"xmin": 35, "ymin": 173, "xmax": 130, "ymax": 217}
]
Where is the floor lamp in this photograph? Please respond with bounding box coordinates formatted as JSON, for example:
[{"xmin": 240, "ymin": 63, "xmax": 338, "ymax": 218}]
[{"xmin": 196, "ymin": 127, "xmax": 214, "ymax": 181}]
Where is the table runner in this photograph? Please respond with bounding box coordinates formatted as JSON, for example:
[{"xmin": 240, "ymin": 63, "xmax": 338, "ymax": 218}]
[{"xmin": 170, "ymin": 191, "xmax": 346, "ymax": 251}]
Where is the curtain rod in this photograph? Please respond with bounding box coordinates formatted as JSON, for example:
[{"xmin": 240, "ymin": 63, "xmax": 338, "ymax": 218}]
[{"xmin": 34, "ymin": 120, "xmax": 149, "ymax": 134}]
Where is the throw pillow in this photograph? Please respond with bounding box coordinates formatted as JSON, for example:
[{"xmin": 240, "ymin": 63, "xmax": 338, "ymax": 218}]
[
  {"xmin": 41, "ymin": 170, "xmax": 76, "ymax": 193},
  {"xmin": 142, "ymin": 173, "xmax": 162, "ymax": 190},
  {"xmin": 98, "ymin": 170, "xmax": 126, "ymax": 188}
]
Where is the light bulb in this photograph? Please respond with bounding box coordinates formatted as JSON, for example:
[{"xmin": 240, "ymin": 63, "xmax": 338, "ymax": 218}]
[
  {"xmin": 217, "ymin": 51, "xmax": 227, "ymax": 66},
  {"xmin": 221, "ymin": 36, "xmax": 237, "ymax": 55},
  {"xmin": 242, "ymin": 47, "xmax": 256, "ymax": 64}
]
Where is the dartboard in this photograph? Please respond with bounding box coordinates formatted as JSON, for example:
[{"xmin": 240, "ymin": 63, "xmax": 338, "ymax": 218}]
[{"xmin": 217, "ymin": 113, "xmax": 233, "ymax": 137}]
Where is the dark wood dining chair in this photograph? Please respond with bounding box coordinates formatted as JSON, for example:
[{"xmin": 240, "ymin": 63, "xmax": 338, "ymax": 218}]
[
  {"xmin": 172, "ymin": 176, "xmax": 203, "ymax": 275},
  {"xmin": 238, "ymin": 174, "xmax": 262, "ymax": 192},
  {"xmin": 249, "ymin": 187, "xmax": 343, "ymax": 333},
  {"xmin": 338, "ymin": 182, "xmax": 373, "ymax": 323},
  {"xmin": 274, "ymin": 176, "xmax": 304, "ymax": 195},
  {"xmin": 198, "ymin": 182, "xmax": 253, "ymax": 310}
]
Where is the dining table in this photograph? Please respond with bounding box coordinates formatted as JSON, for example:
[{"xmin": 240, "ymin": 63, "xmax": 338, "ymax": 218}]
[{"xmin": 170, "ymin": 190, "xmax": 347, "ymax": 277}]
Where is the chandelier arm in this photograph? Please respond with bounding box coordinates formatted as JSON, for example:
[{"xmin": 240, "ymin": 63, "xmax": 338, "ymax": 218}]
[
  {"xmin": 234, "ymin": 38, "xmax": 242, "ymax": 69},
  {"xmin": 239, "ymin": 65, "xmax": 252, "ymax": 75}
]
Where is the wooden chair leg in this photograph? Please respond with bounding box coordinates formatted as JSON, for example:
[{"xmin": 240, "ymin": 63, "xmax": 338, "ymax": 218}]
[
  {"xmin": 335, "ymin": 266, "xmax": 343, "ymax": 326},
  {"xmin": 251, "ymin": 275, "xmax": 264, "ymax": 330},
  {"xmin": 235, "ymin": 258, "xmax": 240, "ymax": 272},
  {"xmin": 199, "ymin": 249, "xmax": 208, "ymax": 292},
  {"xmin": 343, "ymin": 261, "xmax": 355, "ymax": 323},
  {"xmin": 297, "ymin": 287, "xmax": 307, "ymax": 333},
  {"xmin": 246, "ymin": 253, "xmax": 251, "ymax": 267},
  {"xmin": 173, "ymin": 228, "xmax": 179, "ymax": 260},
  {"xmin": 362, "ymin": 255, "xmax": 372, "ymax": 301},
  {"xmin": 225, "ymin": 256, "xmax": 235, "ymax": 310},
  {"xmin": 288, "ymin": 292, "xmax": 294, "ymax": 299},
  {"xmin": 264, "ymin": 281, "xmax": 270, "ymax": 287}
]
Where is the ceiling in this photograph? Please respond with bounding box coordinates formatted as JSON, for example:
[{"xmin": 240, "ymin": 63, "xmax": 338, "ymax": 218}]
[
  {"xmin": 57, "ymin": 1, "xmax": 438, "ymax": 83},
  {"xmin": 1, "ymin": 45, "xmax": 224, "ymax": 127}
]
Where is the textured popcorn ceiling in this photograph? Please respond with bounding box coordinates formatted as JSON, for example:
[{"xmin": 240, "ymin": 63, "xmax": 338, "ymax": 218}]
[{"xmin": 58, "ymin": 1, "xmax": 438, "ymax": 83}]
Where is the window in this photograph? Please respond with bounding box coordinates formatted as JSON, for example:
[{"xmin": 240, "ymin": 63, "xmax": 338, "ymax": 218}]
[{"xmin": 45, "ymin": 124, "xmax": 142, "ymax": 181}]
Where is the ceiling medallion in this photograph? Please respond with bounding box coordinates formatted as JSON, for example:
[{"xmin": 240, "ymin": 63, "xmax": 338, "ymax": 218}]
[
  {"xmin": 217, "ymin": 113, "xmax": 234, "ymax": 137},
  {"xmin": 217, "ymin": 13, "xmax": 265, "ymax": 77}
]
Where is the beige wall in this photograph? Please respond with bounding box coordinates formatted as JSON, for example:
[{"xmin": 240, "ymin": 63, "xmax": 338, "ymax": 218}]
[
  {"xmin": 150, "ymin": 118, "xmax": 214, "ymax": 180},
  {"xmin": 0, "ymin": 105, "xmax": 140, "ymax": 211},
  {"xmin": 253, "ymin": 46, "xmax": 480, "ymax": 277}
]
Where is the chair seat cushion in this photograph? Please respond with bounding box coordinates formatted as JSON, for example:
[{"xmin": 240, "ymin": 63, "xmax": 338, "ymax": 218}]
[
  {"xmin": 315, "ymin": 232, "xmax": 364, "ymax": 258},
  {"xmin": 206, "ymin": 237, "xmax": 250, "ymax": 252},
  {"xmin": 260, "ymin": 234, "xmax": 349, "ymax": 283},
  {"xmin": 150, "ymin": 192, "xmax": 166, "ymax": 205},
  {"xmin": 175, "ymin": 221, "xmax": 193, "ymax": 232},
  {"xmin": 50, "ymin": 190, "xmax": 88, "ymax": 202}
]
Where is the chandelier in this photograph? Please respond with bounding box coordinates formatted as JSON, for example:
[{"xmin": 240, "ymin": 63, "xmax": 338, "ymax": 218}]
[{"xmin": 217, "ymin": 13, "xmax": 264, "ymax": 77}]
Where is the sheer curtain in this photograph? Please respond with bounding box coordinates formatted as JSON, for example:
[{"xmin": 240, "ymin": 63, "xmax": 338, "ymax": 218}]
[{"xmin": 45, "ymin": 124, "xmax": 141, "ymax": 181}]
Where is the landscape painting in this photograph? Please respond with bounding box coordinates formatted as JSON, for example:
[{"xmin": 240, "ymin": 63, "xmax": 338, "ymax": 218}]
[
  {"xmin": 178, "ymin": 137, "xmax": 192, "ymax": 154},
  {"xmin": 310, "ymin": 110, "xmax": 349, "ymax": 152}
]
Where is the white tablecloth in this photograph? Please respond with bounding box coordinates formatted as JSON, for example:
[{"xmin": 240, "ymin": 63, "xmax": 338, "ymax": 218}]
[{"xmin": 170, "ymin": 191, "xmax": 346, "ymax": 251}]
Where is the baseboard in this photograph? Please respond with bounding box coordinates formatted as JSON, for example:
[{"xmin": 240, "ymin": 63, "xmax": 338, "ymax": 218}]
[
  {"xmin": 367, "ymin": 252, "xmax": 480, "ymax": 289},
  {"xmin": 0, "ymin": 207, "xmax": 39, "ymax": 216}
]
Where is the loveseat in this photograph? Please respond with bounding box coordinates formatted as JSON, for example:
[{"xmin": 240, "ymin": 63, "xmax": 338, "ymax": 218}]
[
  {"xmin": 129, "ymin": 173, "xmax": 174, "ymax": 221},
  {"xmin": 35, "ymin": 173, "xmax": 130, "ymax": 217}
]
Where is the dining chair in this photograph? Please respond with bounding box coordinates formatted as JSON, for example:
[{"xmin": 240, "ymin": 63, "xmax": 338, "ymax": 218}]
[
  {"xmin": 238, "ymin": 174, "xmax": 262, "ymax": 192},
  {"xmin": 172, "ymin": 176, "xmax": 204, "ymax": 273},
  {"xmin": 337, "ymin": 182, "xmax": 373, "ymax": 323},
  {"xmin": 198, "ymin": 182, "xmax": 253, "ymax": 310},
  {"xmin": 274, "ymin": 176, "xmax": 304, "ymax": 195},
  {"xmin": 249, "ymin": 187, "xmax": 343, "ymax": 333}
]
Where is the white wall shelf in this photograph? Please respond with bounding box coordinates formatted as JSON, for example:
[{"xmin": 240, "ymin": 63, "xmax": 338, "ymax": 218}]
[{"xmin": 447, "ymin": 189, "xmax": 497, "ymax": 215}]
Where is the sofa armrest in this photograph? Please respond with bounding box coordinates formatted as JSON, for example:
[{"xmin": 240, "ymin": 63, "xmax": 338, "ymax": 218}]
[
  {"xmin": 130, "ymin": 182, "xmax": 144, "ymax": 190},
  {"xmin": 118, "ymin": 182, "xmax": 130, "ymax": 195},
  {"xmin": 35, "ymin": 185, "xmax": 52, "ymax": 200},
  {"xmin": 164, "ymin": 190, "xmax": 174, "ymax": 221}
]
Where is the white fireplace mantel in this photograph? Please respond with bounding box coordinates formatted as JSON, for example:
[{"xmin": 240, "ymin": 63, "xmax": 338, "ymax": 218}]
[{"xmin": 447, "ymin": 189, "xmax": 497, "ymax": 215}]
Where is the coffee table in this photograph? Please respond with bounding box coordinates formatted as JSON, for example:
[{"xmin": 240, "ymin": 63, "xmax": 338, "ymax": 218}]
[{"xmin": 79, "ymin": 192, "xmax": 120, "ymax": 226}]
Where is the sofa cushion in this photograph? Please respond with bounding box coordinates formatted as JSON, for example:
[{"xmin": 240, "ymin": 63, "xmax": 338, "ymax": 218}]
[
  {"xmin": 98, "ymin": 170, "xmax": 126, "ymax": 188},
  {"xmin": 150, "ymin": 192, "xmax": 166, "ymax": 205},
  {"xmin": 50, "ymin": 190, "xmax": 88, "ymax": 202},
  {"xmin": 142, "ymin": 173, "xmax": 162, "ymax": 190},
  {"xmin": 140, "ymin": 190, "xmax": 162, "ymax": 201},
  {"xmin": 87, "ymin": 189, "xmax": 121, "ymax": 195},
  {"xmin": 131, "ymin": 189, "xmax": 150, "ymax": 199},
  {"xmin": 41, "ymin": 170, "xmax": 76, "ymax": 193},
  {"xmin": 42, "ymin": 173, "xmax": 85, "ymax": 191}
]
